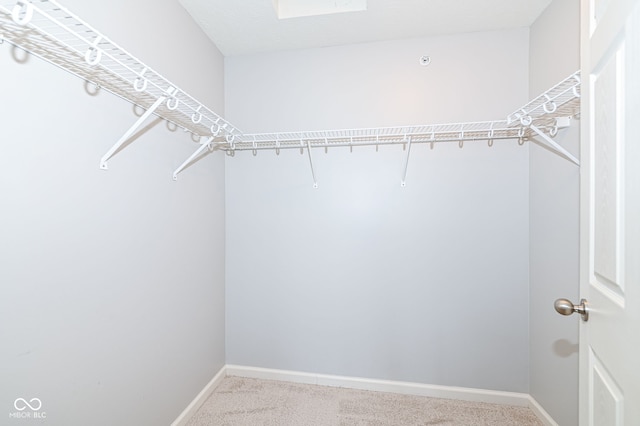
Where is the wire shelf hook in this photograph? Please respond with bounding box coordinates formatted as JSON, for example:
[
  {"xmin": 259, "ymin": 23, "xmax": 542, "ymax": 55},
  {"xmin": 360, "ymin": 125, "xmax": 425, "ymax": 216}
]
[
  {"xmin": 191, "ymin": 105, "xmax": 203, "ymax": 124},
  {"xmin": 166, "ymin": 88, "xmax": 180, "ymax": 110},
  {"xmin": 519, "ymin": 113, "xmax": 532, "ymax": 126},
  {"xmin": 226, "ymin": 133, "xmax": 235, "ymax": 150},
  {"xmin": 134, "ymin": 67, "xmax": 148, "ymax": 92},
  {"xmin": 84, "ymin": 36, "xmax": 103, "ymax": 66},
  {"xmin": 11, "ymin": 0, "xmax": 33, "ymax": 25},
  {"xmin": 517, "ymin": 127, "xmax": 527, "ymax": 145},
  {"xmin": 543, "ymin": 94, "xmax": 557, "ymax": 114},
  {"xmin": 166, "ymin": 121, "xmax": 178, "ymax": 132}
]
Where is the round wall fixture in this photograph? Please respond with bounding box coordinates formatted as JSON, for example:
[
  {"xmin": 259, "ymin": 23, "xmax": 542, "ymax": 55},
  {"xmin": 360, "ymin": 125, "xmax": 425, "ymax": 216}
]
[{"xmin": 420, "ymin": 55, "xmax": 431, "ymax": 66}]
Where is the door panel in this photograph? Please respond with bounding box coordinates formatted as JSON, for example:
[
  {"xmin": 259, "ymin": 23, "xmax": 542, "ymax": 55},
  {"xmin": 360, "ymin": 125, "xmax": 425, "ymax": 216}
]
[
  {"xmin": 580, "ymin": 0, "xmax": 640, "ymax": 425},
  {"xmin": 592, "ymin": 40, "xmax": 624, "ymax": 299},
  {"xmin": 590, "ymin": 349, "xmax": 623, "ymax": 426}
]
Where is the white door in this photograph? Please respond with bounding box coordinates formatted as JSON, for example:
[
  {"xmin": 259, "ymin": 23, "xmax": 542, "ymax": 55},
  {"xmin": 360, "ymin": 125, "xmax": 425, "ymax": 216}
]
[{"xmin": 579, "ymin": 0, "xmax": 640, "ymax": 424}]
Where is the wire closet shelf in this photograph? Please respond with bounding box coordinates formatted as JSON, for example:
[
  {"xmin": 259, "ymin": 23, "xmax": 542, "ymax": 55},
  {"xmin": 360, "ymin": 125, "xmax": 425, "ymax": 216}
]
[
  {"xmin": 228, "ymin": 71, "xmax": 581, "ymax": 154},
  {"xmin": 0, "ymin": 0, "xmax": 240, "ymax": 147},
  {"xmin": 1, "ymin": 0, "xmax": 581, "ymax": 181}
]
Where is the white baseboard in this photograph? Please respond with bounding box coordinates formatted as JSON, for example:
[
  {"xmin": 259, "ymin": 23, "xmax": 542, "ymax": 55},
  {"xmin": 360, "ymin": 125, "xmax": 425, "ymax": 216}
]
[
  {"xmin": 225, "ymin": 365, "xmax": 531, "ymax": 407},
  {"xmin": 170, "ymin": 366, "xmax": 227, "ymax": 426},
  {"xmin": 174, "ymin": 364, "xmax": 559, "ymax": 426},
  {"xmin": 527, "ymin": 395, "xmax": 559, "ymax": 426}
]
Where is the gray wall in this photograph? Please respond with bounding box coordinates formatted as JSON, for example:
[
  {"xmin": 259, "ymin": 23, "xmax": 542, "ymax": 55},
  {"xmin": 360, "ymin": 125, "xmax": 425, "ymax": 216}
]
[
  {"xmin": 0, "ymin": 1, "xmax": 226, "ymax": 425},
  {"xmin": 529, "ymin": 0, "xmax": 580, "ymax": 424},
  {"xmin": 225, "ymin": 29, "xmax": 532, "ymax": 392}
]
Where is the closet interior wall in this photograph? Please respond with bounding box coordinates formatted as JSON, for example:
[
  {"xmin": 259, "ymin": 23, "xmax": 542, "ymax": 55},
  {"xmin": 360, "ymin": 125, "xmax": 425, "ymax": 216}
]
[
  {"xmin": 528, "ymin": 0, "xmax": 580, "ymax": 424},
  {"xmin": 225, "ymin": 28, "xmax": 531, "ymax": 392},
  {"xmin": 0, "ymin": 1, "xmax": 226, "ymax": 425}
]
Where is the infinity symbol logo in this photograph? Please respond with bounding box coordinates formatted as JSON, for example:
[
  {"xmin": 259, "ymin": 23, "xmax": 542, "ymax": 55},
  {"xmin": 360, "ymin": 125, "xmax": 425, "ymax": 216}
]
[{"xmin": 14, "ymin": 398, "xmax": 42, "ymax": 411}]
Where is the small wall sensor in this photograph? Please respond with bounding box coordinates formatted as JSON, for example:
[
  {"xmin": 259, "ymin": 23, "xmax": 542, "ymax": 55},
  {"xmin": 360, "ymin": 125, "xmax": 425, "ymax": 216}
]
[{"xmin": 420, "ymin": 55, "xmax": 431, "ymax": 66}]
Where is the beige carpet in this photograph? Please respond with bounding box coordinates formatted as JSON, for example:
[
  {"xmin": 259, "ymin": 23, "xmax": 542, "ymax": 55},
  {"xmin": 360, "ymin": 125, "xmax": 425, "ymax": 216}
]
[{"xmin": 185, "ymin": 376, "xmax": 543, "ymax": 426}]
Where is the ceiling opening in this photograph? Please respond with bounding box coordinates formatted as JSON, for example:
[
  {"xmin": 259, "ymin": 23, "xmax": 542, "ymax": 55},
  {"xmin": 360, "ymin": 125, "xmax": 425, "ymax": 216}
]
[{"xmin": 273, "ymin": 0, "xmax": 367, "ymax": 19}]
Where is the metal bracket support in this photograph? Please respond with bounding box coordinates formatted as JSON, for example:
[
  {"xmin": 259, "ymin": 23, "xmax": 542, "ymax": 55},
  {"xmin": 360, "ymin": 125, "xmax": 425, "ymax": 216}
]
[
  {"xmin": 529, "ymin": 124, "xmax": 580, "ymax": 166},
  {"xmin": 172, "ymin": 136, "xmax": 215, "ymax": 181},
  {"xmin": 100, "ymin": 96, "xmax": 166, "ymax": 170},
  {"xmin": 306, "ymin": 140, "xmax": 318, "ymax": 188},
  {"xmin": 400, "ymin": 136, "xmax": 413, "ymax": 187}
]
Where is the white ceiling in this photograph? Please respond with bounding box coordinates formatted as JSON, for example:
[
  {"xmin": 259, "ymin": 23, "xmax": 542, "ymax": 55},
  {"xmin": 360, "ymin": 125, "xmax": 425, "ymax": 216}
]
[{"xmin": 178, "ymin": 0, "xmax": 553, "ymax": 57}]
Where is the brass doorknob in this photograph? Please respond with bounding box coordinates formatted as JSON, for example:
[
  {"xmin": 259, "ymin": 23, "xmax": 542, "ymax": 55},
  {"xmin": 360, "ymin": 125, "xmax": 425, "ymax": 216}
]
[{"xmin": 554, "ymin": 298, "xmax": 589, "ymax": 321}]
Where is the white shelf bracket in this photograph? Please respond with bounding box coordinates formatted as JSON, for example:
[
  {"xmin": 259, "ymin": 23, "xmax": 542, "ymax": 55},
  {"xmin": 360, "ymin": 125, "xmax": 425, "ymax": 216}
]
[
  {"xmin": 100, "ymin": 96, "xmax": 167, "ymax": 170},
  {"xmin": 172, "ymin": 136, "xmax": 215, "ymax": 181},
  {"xmin": 306, "ymin": 140, "xmax": 318, "ymax": 189},
  {"xmin": 529, "ymin": 124, "xmax": 580, "ymax": 166},
  {"xmin": 400, "ymin": 135, "xmax": 413, "ymax": 187}
]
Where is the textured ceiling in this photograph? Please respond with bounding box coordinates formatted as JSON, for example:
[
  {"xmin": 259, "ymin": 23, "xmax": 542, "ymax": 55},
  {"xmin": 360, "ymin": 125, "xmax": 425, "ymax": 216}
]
[{"xmin": 178, "ymin": 0, "xmax": 553, "ymax": 57}]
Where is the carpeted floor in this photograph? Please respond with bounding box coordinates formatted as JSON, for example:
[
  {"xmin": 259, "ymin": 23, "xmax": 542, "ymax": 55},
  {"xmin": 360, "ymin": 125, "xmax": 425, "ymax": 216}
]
[{"xmin": 185, "ymin": 376, "xmax": 543, "ymax": 426}]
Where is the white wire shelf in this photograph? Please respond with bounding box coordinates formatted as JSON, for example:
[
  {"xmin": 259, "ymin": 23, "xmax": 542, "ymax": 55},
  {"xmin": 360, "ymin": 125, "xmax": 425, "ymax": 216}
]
[
  {"xmin": 507, "ymin": 71, "xmax": 581, "ymax": 127},
  {"xmin": 230, "ymin": 120, "xmax": 542, "ymax": 189},
  {"xmin": 226, "ymin": 70, "xmax": 581, "ymax": 187},
  {"xmin": 229, "ymin": 71, "xmax": 581, "ymax": 154},
  {"xmin": 1, "ymin": 0, "xmax": 581, "ymax": 182},
  {"xmin": 0, "ymin": 0, "xmax": 239, "ymax": 144},
  {"xmin": 230, "ymin": 121, "xmax": 528, "ymax": 152}
]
